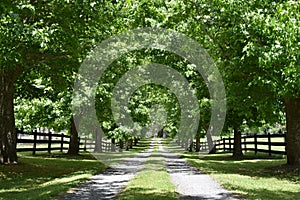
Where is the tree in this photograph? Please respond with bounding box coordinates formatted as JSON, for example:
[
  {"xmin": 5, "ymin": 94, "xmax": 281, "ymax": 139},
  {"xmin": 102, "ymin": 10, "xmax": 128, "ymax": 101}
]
[
  {"xmin": 0, "ymin": 0, "xmax": 119, "ymax": 163},
  {"xmin": 67, "ymin": 116, "xmax": 79, "ymax": 155},
  {"xmin": 187, "ymin": 0, "xmax": 299, "ymax": 164}
]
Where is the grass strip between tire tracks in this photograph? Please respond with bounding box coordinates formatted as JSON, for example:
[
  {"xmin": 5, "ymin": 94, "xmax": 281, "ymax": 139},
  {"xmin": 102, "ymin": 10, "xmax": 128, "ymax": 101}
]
[{"xmin": 117, "ymin": 139, "xmax": 179, "ymax": 200}]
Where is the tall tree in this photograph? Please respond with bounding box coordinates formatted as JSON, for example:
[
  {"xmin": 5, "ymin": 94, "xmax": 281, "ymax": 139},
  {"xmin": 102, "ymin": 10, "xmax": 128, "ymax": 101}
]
[
  {"xmin": 0, "ymin": 0, "xmax": 118, "ymax": 163},
  {"xmin": 187, "ymin": 0, "xmax": 299, "ymax": 164}
]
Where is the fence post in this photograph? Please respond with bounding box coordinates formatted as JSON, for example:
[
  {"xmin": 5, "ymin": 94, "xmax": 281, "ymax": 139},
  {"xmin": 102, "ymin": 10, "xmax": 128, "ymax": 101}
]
[
  {"xmin": 254, "ymin": 134, "xmax": 257, "ymax": 155},
  {"xmin": 84, "ymin": 136, "xmax": 87, "ymax": 151},
  {"xmin": 284, "ymin": 133, "xmax": 287, "ymax": 154},
  {"xmin": 268, "ymin": 133, "xmax": 271, "ymax": 156},
  {"xmin": 229, "ymin": 137, "xmax": 232, "ymax": 151},
  {"xmin": 20, "ymin": 126, "xmax": 24, "ymax": 137},
  {"xmin": 244, "ymin": 137, "xmax": 247, "ymax": 152},
  {"xmin": 223, "ymin": 138, "xmax": 225, "ymax": 151},
  {"xmin": 78, "ymin": 137, "xmax": 81, "ymax": 151},
  {"xmin": 48, "ymin": 130, "xmax": 52, "ymax": 154},
  {"xmin": 60, "ymin": 133, "xmax": 64, "ymax": 152},
  {"xmin": 33, "ymin": 130, "xmax": 37, "ymax": 155}
]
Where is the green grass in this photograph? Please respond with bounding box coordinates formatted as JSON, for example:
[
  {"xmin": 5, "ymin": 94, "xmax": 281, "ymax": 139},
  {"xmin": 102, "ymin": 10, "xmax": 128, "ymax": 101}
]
[
  {"xmin": 165, "ymin": 139, "xmax": 300, "ymax": 200},
  {"xmin": 117, "ymin": 139, "xmax": 179, "ymax": 200},
  {"xmin": 92, "ymin": 139, "xmax": 152, "ymax": 166},
  {"xmin": 0, "ymin": 139, "xmax": 152, "ymax": 200},
  {"xmin": 0, "ymin": 153, "xmax": 106, "ymax": 200}
]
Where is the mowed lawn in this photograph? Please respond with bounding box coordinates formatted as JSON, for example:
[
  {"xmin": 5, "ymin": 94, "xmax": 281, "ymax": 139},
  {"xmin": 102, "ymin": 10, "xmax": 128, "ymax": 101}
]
[
  {"xmin": 0, "ymin": 153, "xmax": 106, "ymax": 200},
  {"xmin": 0, "ymin": 139, "xmax": 152, "ymax": 200}
]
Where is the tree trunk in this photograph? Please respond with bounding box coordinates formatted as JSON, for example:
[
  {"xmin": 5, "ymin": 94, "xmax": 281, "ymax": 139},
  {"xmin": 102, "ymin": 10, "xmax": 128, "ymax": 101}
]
[
  {"xmin": 232, "ymin": 127, "xmax": 243, "ymax": 159},
  {"xmin": 184, "ymin": 139, "xmax": 189, "ymax": 151},
  {"xmin": 0, "ymin": 70, "xmax": 18, "ymax": 164},
  {"xmin": 206, "ymin": 127, "xmax": 216, "ymax": 154},
  {"xmin": 68, "ymin": 116, "xmax": 79, "ymax": 155},
  {"xmin": 94, "ymin": 126, "xmax": 102, "ymax": 153},
  {"xmin": 189, "ymin": 138, "xmax": 193, "ymax": 152},
  {"xmin": 111, "ymin": 138, "xmax": 115, "ymax": 152},
  {"xmin": 285, "ymin": 98, "xmax": 300, "ymax": 165},
  {"xmin": 129, "ymin": 138, "xmax": 133, "ymax": 149},
  {"xmin": 119, "ymin": 140, "xmax": 124, "ymax": 152},
  {"xmin": 195, "ymin": 136, "xmax": 200, "ymax": 152},
  {"xmin": 125, "ymin": 139, "xmax": 129, "ymax": 151},
  {"xmin": 134, "ymin": 137, "xmax": 138, "ymax": 146}
]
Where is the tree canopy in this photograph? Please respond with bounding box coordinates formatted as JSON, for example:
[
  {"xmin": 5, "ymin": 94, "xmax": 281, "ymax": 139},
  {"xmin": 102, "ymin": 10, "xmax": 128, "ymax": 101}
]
[{"xmin": 1, "ymin": 0, "xmax": 299, "ymax": 165}]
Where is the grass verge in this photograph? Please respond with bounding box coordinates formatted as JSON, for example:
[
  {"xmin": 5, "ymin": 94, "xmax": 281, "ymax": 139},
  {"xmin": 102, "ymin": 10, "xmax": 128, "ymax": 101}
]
[
  {"xmin": 0, "ymin": 139, "xmax": 152, "ymax": 200},
  {"xmin": 0, "ymin": 153, "xmax": 106, "ymax": 200}
]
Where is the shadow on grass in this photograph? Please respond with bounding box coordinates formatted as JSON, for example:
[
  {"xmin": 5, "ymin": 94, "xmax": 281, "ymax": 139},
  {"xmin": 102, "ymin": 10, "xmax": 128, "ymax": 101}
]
[
  {"xmin": 0, "ymin": 139, "xmax": 154, "ymax": 200},
  {"xmin": 117, "ymin": 187, "xmax": 178, "ymax": 200},
  {"xmin": 119, "ymin": 187, "xmax": 238, "ymax": 200},
  {"xmin": 183, "ymin": 152, "xmax": 299, "ymax": 183},
  {"xmin": 1, "ymin": 172, "xmax": 92, "ymax": 200},
  {"xmin": 0, "ymin": 155, "xmax": 106, "ymax": 200},
  {"xmin": 236, "ymin": 187, "xmax": 300, "ymax": 200},
  {"xmin": 180, "ymin": 152, "xmax": 299, "ymax": 200}
]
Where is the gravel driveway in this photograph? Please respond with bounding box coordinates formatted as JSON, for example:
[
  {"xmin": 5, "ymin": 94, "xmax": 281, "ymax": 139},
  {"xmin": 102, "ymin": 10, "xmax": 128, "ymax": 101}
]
[
  {"xmin": 61, "ymin": 139, "xmax": 240, "ymax": 200},
  {"xmin": 158, "ymin": 139, "xmax": 240, "ymax": 200}
]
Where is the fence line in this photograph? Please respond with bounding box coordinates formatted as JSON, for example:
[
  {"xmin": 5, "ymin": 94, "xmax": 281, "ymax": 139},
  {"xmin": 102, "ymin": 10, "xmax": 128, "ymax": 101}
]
[
  {"xmin": 196, "ymin": 133, "xmax": 286, "ymax": 156},
  {"xmin": 83, "ymin": 138, "xmax": 113, "ymax": 152},
  {"xmin": 16, "ymin": 129, "xmax": 112, "ymax": 155}
]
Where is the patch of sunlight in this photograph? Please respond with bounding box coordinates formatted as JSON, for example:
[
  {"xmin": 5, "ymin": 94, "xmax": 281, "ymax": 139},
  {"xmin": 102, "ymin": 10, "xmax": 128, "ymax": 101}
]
[
  {"xmin": 43, "ymin": 157, "xmax": 98, "ymax": 163},
  {"xmin": 212, "ymin": 173, "xmax": 300, "ymax": 192},
  {"xmin": 0, "ymin": 188, "xmax": 27, "ymax": 193},
  {"xmin": 0, "ymin": 172, "xmax": 10, "ymax": 180},
  {"xmin": 237, "ymin": 159, "xmax": 278, "ymax": 163},
  {"xmin": 39, "ymin": 173, "xmax": 91, "ymax": 188}
]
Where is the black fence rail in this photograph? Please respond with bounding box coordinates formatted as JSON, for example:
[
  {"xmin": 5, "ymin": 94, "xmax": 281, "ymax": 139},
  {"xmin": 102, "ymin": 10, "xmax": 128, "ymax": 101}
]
[
  {"xmin": 16, "ymin": 129, "xmax": 112, "ymax": 155},
  {"xmin": 196, "ymin": 133, "xmax": 286, "ymax": 156},
  {"xmin": 17, "ymin": 129, "xmax": 71, "ymax": 154}
]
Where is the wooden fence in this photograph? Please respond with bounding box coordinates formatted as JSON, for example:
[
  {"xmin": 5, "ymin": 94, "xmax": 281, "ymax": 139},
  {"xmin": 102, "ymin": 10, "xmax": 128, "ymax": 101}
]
[
  {"xmin": 82, "ymin": 138, "xmax": 113, "ymax": 152},
  {"xmin": 16, "ymin": 129, "xmax": 112, "ymax": 155},
  {"xmin": 197, "ymin": 133, "xmax": 286, "ymax": 156}
]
